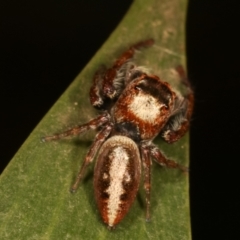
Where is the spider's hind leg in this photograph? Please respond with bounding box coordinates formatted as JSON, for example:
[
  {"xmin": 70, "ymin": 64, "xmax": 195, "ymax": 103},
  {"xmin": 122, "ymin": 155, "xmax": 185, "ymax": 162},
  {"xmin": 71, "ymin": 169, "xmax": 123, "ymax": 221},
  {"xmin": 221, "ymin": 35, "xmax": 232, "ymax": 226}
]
[
  {"xmin": 140, "ymin": 145, "xmax": 152, "ymax": 222},
  {"xmin": 70, "ymin": 123, "xmax": 113, "ymax": 192},
  {"xmin": 149, "ymin": 145, "xmax": 188, "ymax": 172}
]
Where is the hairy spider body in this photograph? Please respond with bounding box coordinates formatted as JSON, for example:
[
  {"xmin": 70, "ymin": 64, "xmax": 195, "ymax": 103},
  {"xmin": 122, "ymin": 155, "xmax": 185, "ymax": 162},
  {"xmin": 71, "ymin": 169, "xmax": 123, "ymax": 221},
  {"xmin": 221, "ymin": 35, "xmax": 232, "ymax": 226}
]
[
  {"xmin": 43, "ymin": 39, "xmax": 194, "ymax": 229},
  {"xmin": 112, "ymin": 74, "xmax": 175, "ymax": 140}
]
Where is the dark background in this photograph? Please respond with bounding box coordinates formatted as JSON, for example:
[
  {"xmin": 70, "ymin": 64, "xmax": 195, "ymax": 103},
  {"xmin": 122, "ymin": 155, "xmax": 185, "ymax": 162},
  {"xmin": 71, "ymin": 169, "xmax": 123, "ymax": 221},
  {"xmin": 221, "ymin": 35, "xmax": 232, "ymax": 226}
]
[{"xmin": 1, "ymin": 0, "xmax": 239, "ymax": 239}]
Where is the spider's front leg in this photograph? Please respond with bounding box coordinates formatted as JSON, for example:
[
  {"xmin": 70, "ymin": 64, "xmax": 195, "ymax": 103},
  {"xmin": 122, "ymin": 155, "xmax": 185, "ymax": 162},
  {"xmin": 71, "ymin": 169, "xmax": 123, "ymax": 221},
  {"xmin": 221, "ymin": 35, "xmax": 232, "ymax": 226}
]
[
  {"xmin": 111, "ymin": 39, "xmax": 154, "ymax": 69},
  {"xmin": 101, "ymin": 39, "xmax": 154, "ymax": 100},
  {"xmin": 42, "ymin": 112, "xmax": 109, "ymax": 142},
  {"xmin": 161, "ymin": 66, "xmax": 194, "ymax": 143},
  {"xmin": 89, "ymin": 66, "xmax": 107, "ymax": 108},
  {"xmin": 89, "ymin": 39, "xmax": 154, "ymax": 109}
]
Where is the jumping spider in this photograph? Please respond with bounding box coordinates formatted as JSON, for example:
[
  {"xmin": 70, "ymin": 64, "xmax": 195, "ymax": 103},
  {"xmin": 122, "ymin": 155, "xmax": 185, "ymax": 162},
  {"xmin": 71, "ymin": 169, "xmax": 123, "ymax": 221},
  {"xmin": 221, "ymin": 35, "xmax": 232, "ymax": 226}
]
[{"xmin": 43, "ymin": 39, "xmax": 194, "ymax": 229}]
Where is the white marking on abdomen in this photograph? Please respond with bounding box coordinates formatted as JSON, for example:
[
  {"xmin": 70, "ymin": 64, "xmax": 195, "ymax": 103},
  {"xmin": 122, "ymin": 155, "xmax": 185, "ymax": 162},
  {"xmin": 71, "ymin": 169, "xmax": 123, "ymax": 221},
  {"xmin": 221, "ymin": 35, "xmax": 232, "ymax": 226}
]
[
  {"xmin": 105, "ymin": 146, "xmax": 129, "ymax": 226},
  {"xmin": 128, "ymin": 94, "xmax": 161, "ymax": 122}
]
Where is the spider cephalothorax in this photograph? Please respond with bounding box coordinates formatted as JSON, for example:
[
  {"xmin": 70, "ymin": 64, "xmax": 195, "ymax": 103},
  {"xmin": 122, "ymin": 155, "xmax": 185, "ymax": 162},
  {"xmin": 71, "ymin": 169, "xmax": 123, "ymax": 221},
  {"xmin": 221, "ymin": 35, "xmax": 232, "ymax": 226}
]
[{"xmin": 43, "ymin": 39, "xmax": 194, "ymax": 229}]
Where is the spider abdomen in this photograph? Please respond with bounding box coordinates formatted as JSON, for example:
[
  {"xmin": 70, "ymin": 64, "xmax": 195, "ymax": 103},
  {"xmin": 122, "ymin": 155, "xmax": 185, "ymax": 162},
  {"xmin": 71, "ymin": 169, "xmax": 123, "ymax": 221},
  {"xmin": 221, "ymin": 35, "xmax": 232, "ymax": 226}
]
[{"xmin": 94, "ymin": 135, "xmax": 141, "ymax": 228}]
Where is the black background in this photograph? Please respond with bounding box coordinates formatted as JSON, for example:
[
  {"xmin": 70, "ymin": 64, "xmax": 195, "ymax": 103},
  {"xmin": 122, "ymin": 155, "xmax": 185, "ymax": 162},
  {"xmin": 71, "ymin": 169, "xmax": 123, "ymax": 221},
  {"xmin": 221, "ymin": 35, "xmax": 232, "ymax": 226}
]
[{"xmin": 1, "ymin": 0, "xmax": 240, "ymax": 239}]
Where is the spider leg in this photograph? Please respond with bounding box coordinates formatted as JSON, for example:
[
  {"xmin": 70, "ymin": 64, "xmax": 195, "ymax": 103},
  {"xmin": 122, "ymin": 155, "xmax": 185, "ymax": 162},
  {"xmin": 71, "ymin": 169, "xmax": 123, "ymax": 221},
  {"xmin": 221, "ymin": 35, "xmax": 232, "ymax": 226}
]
[
  {"xmin": 149, "ymin": 145, "xmax": 188, "ymax": 172},
  {"xmin": 89, "ymin": 65, "xmax": 107, "ymax": 108},
  {"xmin": 42, "ymin": 112, "xmax": 109, "ymax": 142},
  {"xmin": 71, "ymin": 123, "xmax": 113, "ymax": 192},
  {"xmin": 102, "ymin": 39, "xmax": 154, "ymax": 99},
  {"xmin": 112, "ymin": 39, "xmax": 154, "ymax": 69},
  {"xmin": 140, "ymin": 145, "xmax": 152, "ymax": 222},
  {"xmin": 175, "ymin": 65, "xmax": 194, "ymax": 122},
  {"xmin": 161, "ymin": 66, "xmax": 194, "ymax": 143}
]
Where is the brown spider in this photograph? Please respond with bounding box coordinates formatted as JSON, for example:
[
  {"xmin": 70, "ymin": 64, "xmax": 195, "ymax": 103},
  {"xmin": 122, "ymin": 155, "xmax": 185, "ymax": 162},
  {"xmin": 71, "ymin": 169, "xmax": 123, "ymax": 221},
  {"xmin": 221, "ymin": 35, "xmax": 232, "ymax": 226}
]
[{"xmin": 42, "ymin": 39, "xmax": 194, "ymax": 229}]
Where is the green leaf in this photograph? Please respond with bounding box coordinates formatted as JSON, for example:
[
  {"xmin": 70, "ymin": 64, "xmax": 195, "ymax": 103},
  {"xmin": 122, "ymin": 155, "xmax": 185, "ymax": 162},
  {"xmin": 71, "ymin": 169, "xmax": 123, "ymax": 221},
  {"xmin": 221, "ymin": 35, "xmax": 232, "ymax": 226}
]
[{"xmin": 0, "ymin": 0, "xmax": 191, "ymax": 239}]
